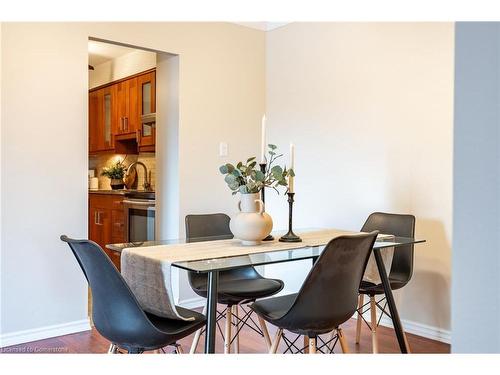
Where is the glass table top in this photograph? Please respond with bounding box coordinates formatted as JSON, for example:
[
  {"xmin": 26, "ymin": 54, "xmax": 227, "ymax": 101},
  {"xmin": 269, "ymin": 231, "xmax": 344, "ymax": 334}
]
[
  {"xmin": 106, "ymin": 234, "xmax": 425, "ymax": 273},
  {"xmin": 171, "ymin": 236, "xmax": 425, "ymax": 273}
]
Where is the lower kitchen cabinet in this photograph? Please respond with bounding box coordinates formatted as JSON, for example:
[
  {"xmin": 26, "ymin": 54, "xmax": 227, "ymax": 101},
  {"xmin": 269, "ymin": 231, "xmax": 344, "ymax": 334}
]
[{"xmin": 89, "ymin": 193, "xmax": 125, "ymax": 270}]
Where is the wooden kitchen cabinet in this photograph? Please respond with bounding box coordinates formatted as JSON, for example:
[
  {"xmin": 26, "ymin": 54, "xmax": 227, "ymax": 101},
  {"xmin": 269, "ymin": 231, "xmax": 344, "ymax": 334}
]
[
  {"xmin": 89, "ymin": 69, "xmax": 155, "ymax": 154},
  {"xmin": 89, "ymin": 194, "xmax": 125, "ymax": 270},
  {"xmin": 137, "ymin": 71, "xmax": 156, "ymax": 152},
  {"xmin": 116, "ymin": 77, "xmax": 139, "ymax": 135},
  {"xmin": 88, "ymin": 86, "xmax": 115, "ymax": 153}
]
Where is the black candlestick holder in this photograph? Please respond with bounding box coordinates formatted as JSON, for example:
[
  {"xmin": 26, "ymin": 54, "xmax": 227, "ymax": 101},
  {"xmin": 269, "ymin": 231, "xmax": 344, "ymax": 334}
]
[
  {"xmin": 260, "ymin": 163, "xmax": 274, "ymax": 241},
  {"xmin": 279, "ymin": 192, "xmax": 302, "ymax": 242}
]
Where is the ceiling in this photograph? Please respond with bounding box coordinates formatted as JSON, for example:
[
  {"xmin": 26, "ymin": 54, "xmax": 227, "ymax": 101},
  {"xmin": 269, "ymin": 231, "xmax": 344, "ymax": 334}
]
[
  {"xmin": 88, "ymin": 23, "xmax": 290, "ymax": 66},
  {"xmin": 88, "ymin": 40, "xmax": 138, "ymax": 66},
  {"xmin": 232, "ymin": 22, "xmax": 290, "ymax": 31}
]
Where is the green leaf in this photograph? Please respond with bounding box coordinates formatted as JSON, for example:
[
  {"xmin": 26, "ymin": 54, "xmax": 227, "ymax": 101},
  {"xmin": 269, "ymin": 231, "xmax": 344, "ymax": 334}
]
[
  {"xmin": 255, "ymin": 170, "xmax": 265, "ymax": 181},
  {"xmin": 219, "ymin": 165, "xmax": 228, "ymax": 174},
  {"xmin": 289, "ymin": 168, "xmax": 295, "ymax": 177},
  {"xmin": 271, "ymin": 165, "xmax": 283, "ymax": 179},
  {"xmin": 268, "ymin": 144, "xmax": 277, "ymax": 150},
  {"xmin": 247, "ymin": 157, "xmax": 256, "ymax": 163},
  {"xmin": 236, "ymin": 161, "xmax": 243, "ymax": 169},
  {"xmin": 248, "ymin": 161, "xmax": 257, "ymax": 170},
  {"xmin": 225, "ymin": 174, "xmax": 236, "ymax": 184},
  {"xmin": 239, "ymin": 185, "xmax": 248, "ymax": 194},
  {"xmin": 229, "ymin": 181, "xmax": 240, "ymax": 190}
]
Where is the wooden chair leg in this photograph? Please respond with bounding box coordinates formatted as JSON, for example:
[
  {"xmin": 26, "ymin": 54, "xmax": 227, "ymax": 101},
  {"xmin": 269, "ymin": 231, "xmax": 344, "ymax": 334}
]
[
  {"xmin": 175, "ymin": 344, "xmax": 184, "ymax": 354},
  {"xmin": 257, "ymin": 315, "xmax": 272, "ymax": 351},
  {"xmin": 303, "ymin": 335, "xmax": 309, "ymax": 353},
  {"xmin": 370, "ymin": 296, "xmax": 378, "ymax": 353},
  {"xmin": 269, "ymin": 328, "xmax": 283, "ymax": 354},
  {"xmin": 224, "ymin": 306, "xmax": 232, "ymax": 354},
  {"xmin": 355, "ymin": 294, "xmax": 364, "ymax": 344},
  {"xmin": 308, "ymin": 337, "xmax": 317, "ymax": 354},
  {"xmin": 232, "ymin": 305, "xmax": 240, "ymax": 353},
  {"xmin": 337, "ymin": 327, "xmax": 350, "ymax": 353},
  {"xmin": 189, "ymin": 304, "xmax": 207, "ymax": 354},
  {"xmin": 107, "ymin": 344, "xmax": 117, "ymax": 354}
]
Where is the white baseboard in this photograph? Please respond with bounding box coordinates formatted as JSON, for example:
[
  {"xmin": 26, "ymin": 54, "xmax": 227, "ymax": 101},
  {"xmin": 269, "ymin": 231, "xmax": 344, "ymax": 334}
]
[
  {"xmin": 0, "ymin": 319, "xmax": 91, "ymax": 348},
  {"xmin": 378, "ymin": 315, "xmax": 451, "ymax": 344}
]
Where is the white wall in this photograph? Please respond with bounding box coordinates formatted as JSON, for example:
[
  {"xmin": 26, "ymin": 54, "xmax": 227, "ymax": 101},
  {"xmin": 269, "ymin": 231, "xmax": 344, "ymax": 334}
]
[
  {"xmin": 1, "ymin": 23, "xmax": 90, "ymax": 345},
  {"xmin": 264, "ymin": 23, "xmax": 454, "ymax": 339},
  {"xmin": 0, "ymin": 22, "xmax": 265, "ymax": 345},
  {"xmin": 452, "ymin": 22, "xmax": 500, "ymax": 353},
  {"xmin": 89, "ymin": 48, "xmax": 157, "ymax": 89}
]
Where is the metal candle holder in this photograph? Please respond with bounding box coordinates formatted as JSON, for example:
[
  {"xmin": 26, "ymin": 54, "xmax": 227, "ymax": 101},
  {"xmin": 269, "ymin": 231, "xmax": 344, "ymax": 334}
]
[
  {"xmin": 279, "ymin": 192, "xmax": 302, "ymax": 242},
  {"xmin": 260, "ymin": 163, "xmax": 274, "ymax": 241}
]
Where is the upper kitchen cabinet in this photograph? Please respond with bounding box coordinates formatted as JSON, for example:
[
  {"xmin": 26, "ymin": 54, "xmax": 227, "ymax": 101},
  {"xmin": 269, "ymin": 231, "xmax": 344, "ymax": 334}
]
[
  {"xmin": 89, "ymin": 69, "xmax": 156, "ymax": 154},
  {"xmin": 137, "ymin": 71, "xmax": 156, "ymax": 152},
  {"xmin": 89, "ymin": 85, "xmax": 115, "ymax": 153},
  {"xmin": 116, "ymin": 77, "xmax": 139, "ymax": 135}
]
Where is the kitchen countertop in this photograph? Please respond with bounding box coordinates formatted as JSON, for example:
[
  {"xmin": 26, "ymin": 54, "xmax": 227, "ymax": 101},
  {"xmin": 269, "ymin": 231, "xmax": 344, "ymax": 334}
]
[
  {"xmin": 89, "ymin": 189, "xmax": 155, "ymax": 195},
  {"xmin": 89, "ymin": 189, "xmax": 128, "ymax": 195}
]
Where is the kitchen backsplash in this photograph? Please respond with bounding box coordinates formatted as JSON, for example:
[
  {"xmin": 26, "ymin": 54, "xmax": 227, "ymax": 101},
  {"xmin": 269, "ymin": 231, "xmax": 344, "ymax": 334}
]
[{"xmin": 89, "ymin": 153, "xmax": 156, "ymax": 191}]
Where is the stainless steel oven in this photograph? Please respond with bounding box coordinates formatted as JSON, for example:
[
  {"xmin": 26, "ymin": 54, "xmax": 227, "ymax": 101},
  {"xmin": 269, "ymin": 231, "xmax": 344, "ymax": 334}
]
[{"xmin": 123, "ymin": 192, "xmax": 155, "ymax": 242}]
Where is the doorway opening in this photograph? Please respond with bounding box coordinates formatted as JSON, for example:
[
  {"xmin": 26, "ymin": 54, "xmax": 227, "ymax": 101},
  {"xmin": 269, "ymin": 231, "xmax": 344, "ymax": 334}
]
[{"xmin": 86, "ymin": 37, "xmax": 179, "ymax": 321}]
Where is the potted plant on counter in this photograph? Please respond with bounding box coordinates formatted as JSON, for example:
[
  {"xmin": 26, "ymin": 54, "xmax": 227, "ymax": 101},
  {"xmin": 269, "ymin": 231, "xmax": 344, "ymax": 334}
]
[
  {"xmin": 219, "ymin": 144, "xmax": 294, "ymax": 245},
  {"xmin": 101, "ymin": 158, "xmax": 127, "ymax": 190}
]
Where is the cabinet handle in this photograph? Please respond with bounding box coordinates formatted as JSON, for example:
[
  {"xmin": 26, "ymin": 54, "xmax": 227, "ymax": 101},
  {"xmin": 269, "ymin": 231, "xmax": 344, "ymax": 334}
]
[
  {"xmin": 97, "ymin": 211, "xmax": 103, "ymax": 226},
  {"xmin": 119, "ymin": 117, "xmax": 123, "ymax": 132},
  {"xmin": 125, "ymin": 117, "xmax": 129, "ymax": 131},
  {"xmin": 136, "ymin": 129, "xmax": 141, "ymax": 143},
  {"xmin": 94, "ymin": 211, "xmax": 98, "ymax": 225}
]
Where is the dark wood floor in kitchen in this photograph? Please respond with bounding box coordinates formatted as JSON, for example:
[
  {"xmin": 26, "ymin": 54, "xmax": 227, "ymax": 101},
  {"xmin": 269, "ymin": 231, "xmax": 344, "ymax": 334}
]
[{"xmin": 1, "ymin": 312, "xmax": 450, "ymax": 354}]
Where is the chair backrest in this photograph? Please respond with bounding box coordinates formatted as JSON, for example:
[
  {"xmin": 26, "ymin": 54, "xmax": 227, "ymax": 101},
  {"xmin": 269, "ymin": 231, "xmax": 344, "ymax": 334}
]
[
  {"xmin": 185, "ymin": 213, "xmax": 233, "ymax": 240},
  {"xmin": 60, "ymin": 235, "xmax": 161, "ymax": 347},
  {"xmin": 280, "ymin": 232, "xmax": 378, "ymax": 334},
  {"xmin": 361, "ymin": 212, "xmax": 415, "ymax": 284},
  {"xmin": 185, "ymin": 214, "xmax": 260, "ymax": 286}
]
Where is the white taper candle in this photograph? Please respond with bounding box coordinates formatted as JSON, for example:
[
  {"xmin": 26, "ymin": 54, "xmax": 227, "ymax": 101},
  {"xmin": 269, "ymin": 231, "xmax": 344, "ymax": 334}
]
[
  {"xmin": 261, "ymin": 115, "xmax": 266, "ymax": 163},
  {"xmin": 289, "ymin": 143, "xmax": 295, "ymax": 193}
]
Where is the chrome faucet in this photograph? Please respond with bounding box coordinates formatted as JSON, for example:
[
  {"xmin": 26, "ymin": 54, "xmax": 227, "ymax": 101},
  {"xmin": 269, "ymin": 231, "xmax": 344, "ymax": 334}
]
[{"xmin": 127, "ymin": 161, "xmax": 152, "ymax": 191}]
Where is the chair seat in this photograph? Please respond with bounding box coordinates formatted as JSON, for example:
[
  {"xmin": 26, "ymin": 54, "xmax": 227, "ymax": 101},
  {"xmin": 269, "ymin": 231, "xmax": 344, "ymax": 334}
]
[
  {"xmin": 250, "ymin": 293, "xmax": 297, "ymax": 323},
  {"xmin": 193, "ymin": 277, "xmax": 284, "ymax": 305},
  {"xmin": 144, "ymin": 306, "xmax": 206, "ymax": 347},
  {"xmin": 359, "ymin": 278, "xmax": 408, "ymax": 295}
]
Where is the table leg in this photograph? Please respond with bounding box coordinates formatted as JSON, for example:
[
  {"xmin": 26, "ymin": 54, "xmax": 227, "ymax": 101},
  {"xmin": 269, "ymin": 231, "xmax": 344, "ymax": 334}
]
[
  {"xmin": 372, "ymin": 248, "xmax": 408, "ymax": 353},
  {"xmin": 204, "ymin": 271, "xmax": 219, "ymax": 354}
]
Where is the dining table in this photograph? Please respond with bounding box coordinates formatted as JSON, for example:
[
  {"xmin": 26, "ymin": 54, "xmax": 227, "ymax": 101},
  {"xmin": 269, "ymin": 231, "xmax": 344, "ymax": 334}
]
[{"xmin": 107, "ymin": 228, "xmax": 425, "ymax": 354}]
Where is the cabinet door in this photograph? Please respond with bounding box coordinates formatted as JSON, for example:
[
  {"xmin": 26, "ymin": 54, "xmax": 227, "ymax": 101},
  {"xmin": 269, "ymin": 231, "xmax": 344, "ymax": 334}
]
[
  {"xmin": 101, "ymin": 86, "xmax": 115, "ymax": 150},
  {"xmin": 137, "ymin": 71, "xmax": 156, "ymax": 150},
  {"xmin": 127, "ymin": 77, "xmax": 139, "ymax": 134},
  {"xmin": 88, "ymin": 91, "xmax": 99, "ymax": 153},
  {"xmin": 89, "ymin": 206, "xmax": 103, "ymax": 245},
  {"xmin": 115, "ymin": 77, "xmax": 139, "ymax": 134},
  {"xmin": 116, "ymin": 80, "xmax": 129, "ymax": 134}
]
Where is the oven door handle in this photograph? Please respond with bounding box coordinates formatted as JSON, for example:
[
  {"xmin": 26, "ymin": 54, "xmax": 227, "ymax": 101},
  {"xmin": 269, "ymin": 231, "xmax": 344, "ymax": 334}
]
[{"xmin": 123, "ymin": 199, "xmax": 155, "ymax": 206}]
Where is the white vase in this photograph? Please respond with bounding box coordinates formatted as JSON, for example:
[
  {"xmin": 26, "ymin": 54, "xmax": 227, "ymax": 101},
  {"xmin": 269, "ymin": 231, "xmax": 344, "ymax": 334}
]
[{"xmin": 230, "ymin": 192, "xmax": 273, "ymax": 246}]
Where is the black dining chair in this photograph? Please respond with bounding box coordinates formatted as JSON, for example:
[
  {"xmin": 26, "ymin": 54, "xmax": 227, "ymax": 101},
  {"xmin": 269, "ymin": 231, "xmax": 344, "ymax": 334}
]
[
  {"xmin": 250, "ymin": 231, "xmax": 378, "ymax": 354},
  {"xmin": 185, "ymin": 213, "xmax": 285, "ymax": 353},
  {"xmin": 60, "ymin": 235, "xmax": 206, "ymax": 354},
  {"xmin": 354, "ymin": 212, "xmax": 415, "ymax": 353}
]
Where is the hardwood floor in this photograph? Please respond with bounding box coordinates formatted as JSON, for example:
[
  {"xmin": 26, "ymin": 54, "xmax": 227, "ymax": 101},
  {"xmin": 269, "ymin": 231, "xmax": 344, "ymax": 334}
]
[{"xmin": 1, "ymin": 312, "xmax": 449, "ymax": 354}]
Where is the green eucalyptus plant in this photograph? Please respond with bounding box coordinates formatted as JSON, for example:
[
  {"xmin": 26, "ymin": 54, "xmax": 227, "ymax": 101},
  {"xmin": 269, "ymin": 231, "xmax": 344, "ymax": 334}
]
[{"xmin": 219, "ymin": 144, "xmax": 295, "ymax": 195}]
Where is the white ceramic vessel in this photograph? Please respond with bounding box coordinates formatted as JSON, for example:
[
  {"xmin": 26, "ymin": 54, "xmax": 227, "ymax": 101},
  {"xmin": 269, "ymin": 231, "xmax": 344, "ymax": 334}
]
[{"xmin": 230, "ymin": 192, "xmax": 273, "ymax": 246}]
